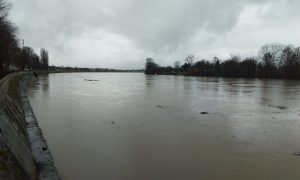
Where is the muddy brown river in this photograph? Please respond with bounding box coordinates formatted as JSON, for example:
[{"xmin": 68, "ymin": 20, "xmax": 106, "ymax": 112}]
[{"xmin": 27, "ymin": 73, "xmax": 300, "ymax": 180}]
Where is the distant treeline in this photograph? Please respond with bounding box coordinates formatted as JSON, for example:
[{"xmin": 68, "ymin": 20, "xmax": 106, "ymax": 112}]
[
  {"xmin": 0, "ymin": 0, "xmax": 49, "ymax": 72},
  {"xmin": 145, "ymin": 43, "xmax": 300, "ymax": 79},
  {"xmin": 48, "ymin": 66, "xmax": 143, "ymax": 73}
]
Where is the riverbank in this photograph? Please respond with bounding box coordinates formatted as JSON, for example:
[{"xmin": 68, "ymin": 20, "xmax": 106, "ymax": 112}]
[
  {"xmin": 145, "ymin": 71, "xmax": 300, "ymax": 81},
  {"xmin": 0, "ymin": 72, "xmax": 60, "ymax": 179}
]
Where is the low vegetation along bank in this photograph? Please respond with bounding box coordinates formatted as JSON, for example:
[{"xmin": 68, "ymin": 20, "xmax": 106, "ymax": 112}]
[
  {"xmin": 145, "ymin": 43, "xmax": 300, "ymax": 79},
  {"xmin": 0, "ymin": 72, "xmax": 59, "ymax": 180}
]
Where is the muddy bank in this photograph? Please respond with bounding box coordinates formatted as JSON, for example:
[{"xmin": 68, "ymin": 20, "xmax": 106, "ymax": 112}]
[{"xmin": 0, "ymin": 72, "xmax": 59, "ymax": 179}]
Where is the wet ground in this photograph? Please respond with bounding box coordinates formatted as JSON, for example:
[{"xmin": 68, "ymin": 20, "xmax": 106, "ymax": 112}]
[{"xmin": 27, "ymin": 73, "xmax": 300, "ymax": 180}]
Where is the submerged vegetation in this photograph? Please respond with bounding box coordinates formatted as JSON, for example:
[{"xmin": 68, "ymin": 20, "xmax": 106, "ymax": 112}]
[{"xmin": 145, "ymin": 44, "xmax": 300, "ymax": 79}]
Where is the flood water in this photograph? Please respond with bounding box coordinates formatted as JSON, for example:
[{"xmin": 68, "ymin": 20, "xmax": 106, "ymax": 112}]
[{"xmin": 27, "ymin": 73, "xmax": 300, "ymax": 180}]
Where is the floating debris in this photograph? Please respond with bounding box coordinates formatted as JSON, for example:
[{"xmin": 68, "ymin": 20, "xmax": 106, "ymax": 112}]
[
  {"xmin": 268, "ymin": 105, "xmax": 287, "ymax": 110},
  {"xmin": 293, "ymin": 153, "xmax": 300, "ymax": 156},
  {"xmin": 201, "ymin": 112, "xmax": 209, "ymax": 115},
  {"xmin": 84, "ymin": 79, "xmax": 99, "ymax": 82},
  {"xmin": 156, "ymin": 105, "xmax": 164, "ymax": 109},
  {"xmin": 242, "ymin": 90, "xmax": 252, "ymax": 93}
]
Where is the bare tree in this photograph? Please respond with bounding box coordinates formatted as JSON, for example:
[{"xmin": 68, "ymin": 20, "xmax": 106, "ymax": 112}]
[
  {"xmin": 174, "ymin": 61, "xmax": 181, "ymax": 72},
  {"xmin": 184, "ymin": 55, "xmax": 194, "ymax": 72},
  {"xmin": 280, "ymin": 46, "xmax": 300, "ymax": 79},
  {"xmin": 184, "ymin": 55, "xmax": 194, "ymax": 66},
  {"xmin": 259, "ymin": 43, "xmax": 284, "ymax": 67},
  {"xmin": 0, "ymin": 0, "xmax": 18, "ymax": 71},
  {"xmin": 0, "ymin": 0, "xmax": 11, "ymax": 19},
  {"xmin": 40, "ymin": 48, "xmax": 49, "ymax": 70},
  {"xmin": 145, "ymin": 58, "xmax": 158, "ymax": 74}
]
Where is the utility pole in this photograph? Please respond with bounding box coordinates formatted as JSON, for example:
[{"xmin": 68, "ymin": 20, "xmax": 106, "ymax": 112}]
[{"xmin": 22, "ymin": 39, "xmax": 24, "ymax": 48}]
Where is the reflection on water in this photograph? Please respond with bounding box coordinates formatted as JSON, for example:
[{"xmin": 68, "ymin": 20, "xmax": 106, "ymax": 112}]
[{"xmin": 27, "ymin": 73, "xmax": 300, "ymax": 180}]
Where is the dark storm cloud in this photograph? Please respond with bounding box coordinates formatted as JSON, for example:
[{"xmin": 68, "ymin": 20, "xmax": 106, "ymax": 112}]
[{"xmin": 8, "ymin": 0, "xmax": 300, "ymax": 68}]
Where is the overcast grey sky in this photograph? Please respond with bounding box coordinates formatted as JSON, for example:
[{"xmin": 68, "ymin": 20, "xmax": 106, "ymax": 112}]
[{"xmin": 8, "ymin": 0, "xmax": 300, "ymax": 69}]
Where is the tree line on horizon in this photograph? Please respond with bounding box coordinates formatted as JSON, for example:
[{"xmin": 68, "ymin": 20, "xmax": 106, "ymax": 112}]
[
  {"xmin": 47, "ymin": 65, "xmax": 143, "ymax": 73},
  {"xmin": 145, "ymin": 43, "xmax": 300, "ymax": 79},
  {"xmin": 0, "ymin": 0, "xmax": 49, "ymax": 73}
]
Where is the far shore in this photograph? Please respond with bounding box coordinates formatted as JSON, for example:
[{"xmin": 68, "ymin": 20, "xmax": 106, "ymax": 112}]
[{"xmin": 30, "ymin": 70, "xmax": 300, "ymax": 82}]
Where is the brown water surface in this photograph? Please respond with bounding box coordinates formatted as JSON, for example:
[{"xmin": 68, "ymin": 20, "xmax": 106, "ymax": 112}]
[{"xmin": 27, "ymin": 73, "xmax": 300, "ymax": 180}]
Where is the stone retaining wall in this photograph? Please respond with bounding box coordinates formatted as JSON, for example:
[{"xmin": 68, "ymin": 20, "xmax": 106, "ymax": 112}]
[{"xmin": 0, "ymin": 72, "xmax": 60, "ymax": 180}]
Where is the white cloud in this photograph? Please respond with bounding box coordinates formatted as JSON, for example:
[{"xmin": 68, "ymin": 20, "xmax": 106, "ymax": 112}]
[{"xmin": 8, "ymin": 0, "xmax": 300, "ymax": 68}]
